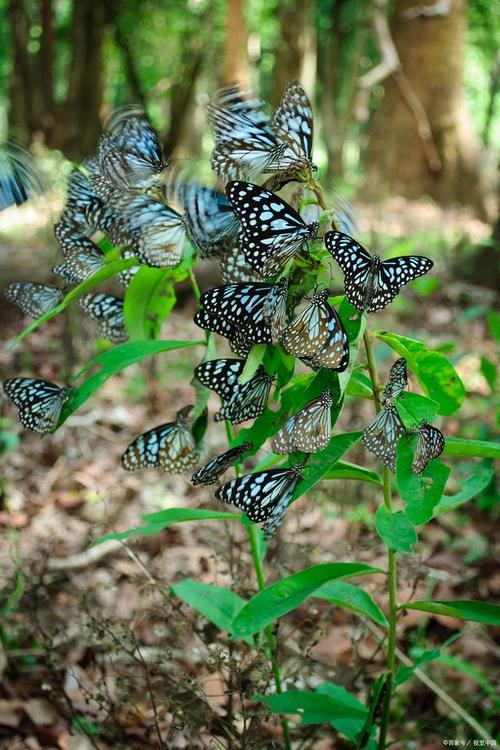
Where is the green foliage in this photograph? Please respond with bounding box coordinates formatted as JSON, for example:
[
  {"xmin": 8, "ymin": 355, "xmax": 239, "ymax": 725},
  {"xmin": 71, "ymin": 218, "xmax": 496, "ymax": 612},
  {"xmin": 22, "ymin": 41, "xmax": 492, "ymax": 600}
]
[
  {"xmin": 171, "ymin": 579, "xmax": 246, "ymax": 633},
  {"xmin": 314, "ymin": 580, "xmax": 388, "ymax": 627},
  {"xmin": 254, "ymin": 688, "xmax": 368, "ymax": 732},
  {"xmin": 401, "ymin": 600, "xmax": 500, "ymax": 625},
  {"xmin": 433, "ymin": 466, "xmax": 494, "ymax": 514},
  {"xmin": 396, "ymin": 439, "xmax": 451, "ymax": 524},
  {"xmin": 374, "ymin": 506, "xmax": 418, "ymax": 553}
]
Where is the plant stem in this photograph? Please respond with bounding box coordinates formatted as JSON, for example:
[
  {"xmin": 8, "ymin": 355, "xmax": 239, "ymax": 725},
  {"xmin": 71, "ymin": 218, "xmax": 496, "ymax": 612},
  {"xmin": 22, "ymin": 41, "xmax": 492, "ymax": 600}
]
[
  {"xmin": 188, "ymin": 267, "xmax": 201, "ymax": 306},
  {"xmin": 363, "ymin": 326, "xmax": 398, "ymax": 749}
]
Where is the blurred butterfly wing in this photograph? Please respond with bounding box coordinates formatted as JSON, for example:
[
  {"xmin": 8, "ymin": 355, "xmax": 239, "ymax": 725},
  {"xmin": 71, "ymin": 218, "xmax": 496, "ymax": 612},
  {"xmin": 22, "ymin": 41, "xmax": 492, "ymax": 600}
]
[
  {"xmin": 5, "ymin": 282, "xmax": 63, "ymax": 318},
  {"xmin": 191, "ymin": 442, "xmax": 251, "ymax": 485},
  {"xmin": 79, "ymin": 293, "xmax": 127, "ymax": 343},
  {"xmin": 0, "ymin": 142, "xmax": 46, "ymax": 211},
  {"xmin": 272, "ymin": 81, "xmax": 314, "ymax": 163},
  {"xmin": 362, "ymin": 404, "xmax": 405, "ymax": 470},
  {"xmin": 219, "ymin": 245, "xmax": 261, "ymax": 284}
]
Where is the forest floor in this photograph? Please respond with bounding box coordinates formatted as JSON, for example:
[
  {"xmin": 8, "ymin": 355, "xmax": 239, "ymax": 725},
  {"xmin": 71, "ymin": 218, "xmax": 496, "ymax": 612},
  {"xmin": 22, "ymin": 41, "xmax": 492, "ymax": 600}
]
[{"xmin": 0, "ymin": 198, "xmax": 498, "ymax": 750}]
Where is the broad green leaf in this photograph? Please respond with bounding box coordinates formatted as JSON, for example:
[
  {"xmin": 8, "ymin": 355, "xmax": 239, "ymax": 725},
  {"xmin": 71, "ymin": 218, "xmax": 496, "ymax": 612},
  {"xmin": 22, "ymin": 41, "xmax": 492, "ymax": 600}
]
[
  {"xmin": 10, "ymin": 258, "xmax": 137, "ymax": 349},
  {"xmin": 239, "ymin": 344, "xmax": 267, "ymax": 384},
  {"xmin": 171, "ymin": 579, "xmax": 246, "ymax": 633},
  {"xmin": 231, "ymin": 563, "xmax": 382, "ymax": 637},
  {"xmin": 443, "ymin": 437, "xmax": 500, "ymax": 459},
  {"xmin": 254, "ymin": 689, "xmax": 366, "ymax": 727},
  {"xmin": 338, "ymin": 297, "xmax": 364, "ymax": 343},
  {"xmin": 396, "ymin": 438, "xmax": 450, "ymax": 524},
  {"xmin": 59, "ymin": 339, "xmax": 202, "ymax": 425},
  {"xmin": 124, "ymin": 267, "xmax": 178, "ymax": 340},
  {"xmin": 374, "ymin": 506, "xmax": 418, "ymax": 552},
  {"xmin": 433, "ymin": 467, "xmax": 494, "ymax": 514},
  {"xmin": 487, "ymin": 309, "xmax": 500, "ymax": 342},
  {"xmin": 480, "ymin": 355, "xmax": 496, "ymax": 389},
  {"xmin": 323, "ymin": 460, "xmax": 382, "ymax": 486},
  {"xmin": 292, "ymin": 432, "xmax": 362, "ymax": 501},
  {"xmin": 345, "ymin": 371, "xmax": 373, "ymax": 400},
  {"xmin": 396, "ymin": 392, "xmax": 439, "ymax": 426},
  {"xmin": 314, "ymin": 581, "xmax": 388, "ymax": 626},
  {"xmin": 316, "ymin": 682, "xmax": 373, "ymax": 744},
  {"xmin": 94, "ymin": 508, "xmax": 240, "ymax": 545},
  {"xmin": 376, "ymin": 331, "xmax": 465, "ymax": 416},
  {"xmin": 401, "ymin": 600, "xmax": 500, "ymax": 625}
]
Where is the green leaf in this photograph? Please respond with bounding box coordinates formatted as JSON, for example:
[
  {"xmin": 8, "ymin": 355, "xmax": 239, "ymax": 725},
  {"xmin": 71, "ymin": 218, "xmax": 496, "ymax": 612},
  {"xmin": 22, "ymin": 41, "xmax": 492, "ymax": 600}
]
[
  {"xmin": 94, "ymin": 508, "xmax": 240, "ymax": 545},
  {"xmin": 442, "ymin": 437, "xmax": 500, "ymax": 459},
  {"xmin": 323, "ymin": 460, "xmax": 382, "ymax": 486},
  {"xmin": 433, "ymin": 466, "xmax": 494, "ymax": 514},
  {"xmin": 231, "ymin": 563, "xmax": 383, "ymax": 637},
  {"xmin": 254, "ymin": 689, "xmax": 367, "ymax": 728},
  {"xmin": 487, "ymin": 309, "xmax": 500, "ymax": 342},
  {"xmin": 314, "ymin": 581, "xmax": 388, "ymax": 626},
  {"xmin": 480, "ymin": 355, "xmax": 496, "ymax": 389},
  {"xmin": 374, "ymin": 506, "xmax": 418, "ymax": 552},
  {"xmin": 10, "ymin": 258, "xmax": 137, "ymax": 349},
  {"xmin": 239, "ymin": 344, "xmax": 267, "ymax": 384},
  {"xmin": 316, "ymin": 682, "xmax": 370, "ymax": 742},
  {"xmin": 292, "ymin": 432, "xmax": 362, "ymax": 501},
  {"xmin": 396, "ymin": 439, "xmax": 450, "ymax": 524},
  {"xmin": 396, "ymin": 392, "xmax": 439, "ymax": 426},
  {"xmin": 394, "ymin": 633, "xmax": 462, "ymax": 686},
  {"xmin": 123, "ymin": 267, "xmax": 178, "ymax": 340},
  {"xmin": 171, "ymin": 579, "xmax": 246, "ymax": 633},
  {"xmin": 401, "ymin": 600, "xmax": 500, "ymax": 625},
  {"xmin": 345, "ymin": 371, "xmax": 373, "ymax": 400},
  {"xmin": 59, "ymin": 339, "xmax": 202, "ymax": 426},
  {"xmin": 376, "ymin": 331, "xmax": 465, "ymax": 416}
]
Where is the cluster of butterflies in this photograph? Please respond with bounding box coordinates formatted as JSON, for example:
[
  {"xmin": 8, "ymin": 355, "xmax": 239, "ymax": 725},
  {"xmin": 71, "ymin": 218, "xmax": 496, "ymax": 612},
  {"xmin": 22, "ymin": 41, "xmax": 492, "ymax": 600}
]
[
  {"xmin": 362, "ymin": 358, "xmax": 445, "ymax": 474},
  {"xmin": 2, "ymin": 81, "xmax": 443, "ymax": 537}
]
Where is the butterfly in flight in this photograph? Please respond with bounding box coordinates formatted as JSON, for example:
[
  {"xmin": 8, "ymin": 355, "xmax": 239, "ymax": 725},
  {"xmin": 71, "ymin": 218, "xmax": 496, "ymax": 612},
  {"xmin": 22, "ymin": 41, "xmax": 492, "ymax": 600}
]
[
  {"xmin": 117, "ymin": 191, "xmax": 186, "ymax": 268},
  {"xmin": 195, "ymin": 359, "xmax": 274, "ymax": 424},
  {"xmin": 191, "ymin": 442, "xmax": 252, "ymax": 485},
  {"xmin": 362, "ymin": 403, "xmax": 406, "ymax": 471},
  {"xmin": 215, "ymin": 463, "xmax": 304, "ymax": 538},
  {"xmin": 121, "ymin": 405, "xmax": 199, "ymax": 473},
  {"xmin": 272, "ymin": 389, "xmax": 333, "ymax": 454},
  {"xmin": 411, "ymin": 420, "xmax": 445, "ymax": 475},
  {"xmin": 194, "ymin": 280, "xmax": 288, "ymax": 356},
  {"xmin": 0, "ymin": 141, "xmax": 46, "ymax": 211},
  {"xmin": 3, "ymin": 378, "xmax": 68, "ymax": 434},
  {"xmin": 226, "ymin": 181, "xmax": 318, "ymax": 278},
  {"xmin": 53, "ymin": 219, "xmax": 106, "ymax": 284},
  {"xmin": 325, "ymin": 231, "xmax": 433, "ymax": 313},
  {"xmin": 5, "ymin": 282, "xmax": 63, "ymax": 319},
  {"xmin": 280, "ymin": 290, "xmax": 349, "ymax": 372},
  {"xmin": 381, "ymin": 358, "xmax": 408, "ymax": 405},
  {"xmin": 79, "ymin": 293, "xmax": 128, "ymax": 343}
]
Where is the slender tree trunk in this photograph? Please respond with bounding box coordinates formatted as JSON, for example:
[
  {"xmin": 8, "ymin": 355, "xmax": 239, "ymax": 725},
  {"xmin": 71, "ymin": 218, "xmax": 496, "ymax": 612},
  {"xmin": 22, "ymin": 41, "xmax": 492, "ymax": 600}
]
[
  {"xmin": 272, "ymin": 0, "xmax": 316, "ymax": 103},
  {"xmin": 7, "ymin": 0, "xmax": 34, "ymax": 142},
  {"xmin": 163, "ymin": 51, "xmax": 204, "ymax": 158},
  {"xmin": 363, "ymin": 0, "xmax": 490, "ymax": 218},
  {"xmin": 222, "ymin": 0, "xmax": 249, "ymax": 87},
  {"xmin": 38, "ymin": 0, "xmax": 54, "ymax": 133}
]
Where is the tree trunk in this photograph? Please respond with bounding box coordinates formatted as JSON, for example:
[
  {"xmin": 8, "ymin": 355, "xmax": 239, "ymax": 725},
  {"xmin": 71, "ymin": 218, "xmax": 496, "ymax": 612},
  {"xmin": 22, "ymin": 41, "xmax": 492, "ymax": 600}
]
[
  {"xmin": 222, "ymin": 0, "xmax": 250, "ymax": 87},
  {"xmin": 362, "ymin": 0, "xmax": 490, "ymax": 219},
  {"xmin": 7, "ymin": 0, "xmax": 34, "ymax": 143},
  {"xmin": 272, "ymin": 0, "xmax": 316, "ymax": 104}
]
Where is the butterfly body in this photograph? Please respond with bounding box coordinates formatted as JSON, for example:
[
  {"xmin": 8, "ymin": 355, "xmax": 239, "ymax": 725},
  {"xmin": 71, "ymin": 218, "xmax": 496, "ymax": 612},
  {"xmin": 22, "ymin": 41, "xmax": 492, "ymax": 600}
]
[
  {"xmin": 362, "ymin": 403, "xmax": 405, "ymax": 471},
  {"xmin": 191, "ymin": 442, "xmax": 252, "ymax": 485},
  {"xmin": 412, "ymin": 420, "xmax": 445, "ymax": 474},
  {"xmin": 195, "ymin": 359, "xmax": 273, "ymax": 424},
  {"xmin": 3, "ymin": 378, "xmax": 68, "ymax": 433},
  {"xmin": 272, "ymin": 389, "xmax": 333, "ymax": 454}
]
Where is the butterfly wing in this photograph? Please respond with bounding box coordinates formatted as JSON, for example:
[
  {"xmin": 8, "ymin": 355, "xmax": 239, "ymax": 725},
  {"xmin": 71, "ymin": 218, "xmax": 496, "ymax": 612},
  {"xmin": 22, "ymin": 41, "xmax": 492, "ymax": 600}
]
[
  {"xmin": 412, "ymin": 421, "xmax": 445, "ymax": 474},
  {"xmin": 3, "ymin": 378, "xmax": 67, "ymax": 433},
  {"xmin": 5, "ymin": 282, "xmax": 63, "ymax": 318},
  {"xmin": 362, "ymin": 404, "xmax": 406, "ymax": 471},
  {"xmin": 79, "ymin": 293, "xmax": 128, "ymax": 343},
  {"xmin": 369, "ymin": 256, "xmax": 433, "ymax": 313},
  {"xmin": 195, "ymin": 359, "xmax": 246, "ymax": 401},
  {"xmin": 325, "ymin": 231, "xmax": 375, "ymax": 311},
  {"xmin": 219, "ymin": 245, "xmax": 261, "ymax": 284},
  {"xmin": 122, "ymin": 424, "xmax": 175, "ymax": 470},
  {"xmin": 382, "ymin": 358, "xmax": 408, "ymax": 405},
  {"xmin": 216, "ymin": 368, "xmax": 273, "ymax": 424},
  {"xmin": 272, "ymin": 81, "xmax": 314, "ymax": 164},
  {"xmin": 191, "ymin": 442, "xmax": 251, "ymax": 485}
]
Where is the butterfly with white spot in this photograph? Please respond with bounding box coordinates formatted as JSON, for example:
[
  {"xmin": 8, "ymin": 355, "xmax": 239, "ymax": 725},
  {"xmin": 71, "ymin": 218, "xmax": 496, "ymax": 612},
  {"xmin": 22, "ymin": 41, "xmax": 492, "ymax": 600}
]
[
  {"xmin": 226, "ymin": 181, "xmax": 318, "ymax": 278},
  {"xmin": 0, "ymin": 141, "xmax": 46, "ymax": 211},
  {"xmin": 195, "ymin": 359, "xmax": 273, "ymax": 425},
  {"xmin": 191, "ymin": 442, "xmax": 252, "ymax": 486},
  {"xmin": 280, "ymin": 290, "xmax": 349, "ymax": 372},
  {"xmin": 3, "ymin": 378, "xmax": 68, "ymax": 434},
  {"xmin": 215, "ymin": 463, "xmax": 304, "ymax": 538},
  {"xmin": 411, "ymin": 420, "xmax": 445, "ymax": 475},
  {"xmin": 121, "ymin": 405, "xmax": 199, "ymax": 473},
  {"xmin": 325, "ymin": 231, "xmax": 433, "ymax": 313},
  {"xmin": 272, "ymin": 389, "xmax": 333, "ymax": 454},
  {"xmin": 362, "ymin": 403, "xmax": 406, "ymax": 471},
  {"xmin": 381, "ymin": 358, "xmax": 408, "ymax": 405},
  {"xmin": 78, "ymin": 293, "xmax": 128, "ymax": 343},
  {"xmin": 219, "ymin": 245, "xmax": 261, "ymax": 284},
  {"xmin": 53, "ymin": 219, "xmax": 106, "ymax": 284},
  {"xmin": 5, "ymin": 282, "xmax": 63, "ymax": 319}
]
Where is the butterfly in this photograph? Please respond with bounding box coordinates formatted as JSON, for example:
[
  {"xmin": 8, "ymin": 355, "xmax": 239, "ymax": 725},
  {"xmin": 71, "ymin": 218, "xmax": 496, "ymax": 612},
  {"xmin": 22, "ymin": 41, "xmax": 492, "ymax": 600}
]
[
  {"xmin": 121, "ymin": 405, "xmax": 199, "ymax": 473},
  {"xmin": 325, "ymin": 231, "xmax": 433, "ymax": 313},
  {"xmin": 98, "ymin": 108, "xmax": 168, "ymax": 190},
  {"xmin": 116, "ymin": 191, "xmax": 186, "ymax": 268},
  {"xmin": 226, "ymin": 181, "xmax": 318, "ymax": 277},
  {"xmin": 362, "ymin": 403, "xmax": 406, "ymax": 471},
  {"xmin": 53, "ymin": 220, "xmax": 106, "ymax": 284},
  {"xmin": 118, "ymin": 248, "xmax": 141, "ymax": 288},
  {"xmin": 194, "ymin": 280, "xmax": 288, "ymax": 355},
  {"xmin": 219, "ymin": 245, "xmax": 261, "ymax": 284},
  {"xmin": 214, "ymin": 463, "xmax": 304, "ymax": 538},
  {"xmin": 280, "ymin": 290, "xmax": 349, "ymax": 372},
  {"xmin": 0, "ymin": 141, "xmax": 46, "ymax": 211},
  {"xmin": 412, "ymin": 420, "xmax": 445, "ymax": 475},
  {"xmin": 5, "ymin": 282, "xmax": 63, "ymax": 319},
  {"xmin": 168, "ymin": 174, "xmax": 239, "ymax": 257},
  {"xmin": 78, "ymin": 293, "xmax": 128, "ymax": 343},
  {"xmin": 271, "ymin": 389, "xmax": 333, "ymax": 454},
  {"xmin": 191, "ymin": 442, "xmax": 252, "ymax": 485},
  {"xmin": 3, "ymin": 378, "xmax": 68, "ymax": 433},
  {"xmin": 381, "ymin": 358, "xmax": 408, "ymax": 405},
  {"xmin": 271, "ymin": 80, "xmax": 315, "ymax": 173},
  {"xmin": 195, "ymin": 359, "xmax": 273, "ymax": 424}
]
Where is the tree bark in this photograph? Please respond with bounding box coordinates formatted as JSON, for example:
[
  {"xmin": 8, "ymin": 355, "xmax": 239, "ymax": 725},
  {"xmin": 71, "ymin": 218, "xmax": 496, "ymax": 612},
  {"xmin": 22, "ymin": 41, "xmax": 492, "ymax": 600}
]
[
  {"xmin": 222, "ymin": 0, "xmax": 250, "ymax": 87},
  {"xmin": 362, "ymin": 0, "xmax": 490, "ymax": 219},
  {"xmin": 272, "ymin": 0, "xmax": 316, "ymax": 104},
  {"xmin": 7, "ymin": 0, "xmax": 34, "ymax": 142}
]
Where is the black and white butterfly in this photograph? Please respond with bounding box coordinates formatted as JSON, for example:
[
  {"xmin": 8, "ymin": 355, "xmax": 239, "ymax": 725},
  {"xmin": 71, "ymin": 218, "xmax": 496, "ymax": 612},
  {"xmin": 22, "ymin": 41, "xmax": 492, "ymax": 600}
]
[
  {"xmin": 0, "ymin": 141, "xmax": 46, "ymax": 211},
  {"xmin": 3, "ymin": 378, "xmax": 68, "ymax": 434},
  {"xmin": 219, "ymin": 245, "xmax": 261, "ymax": 284},
  {"xmin": 168, "ymin": 174, "xmax": 239, "ymax": 257},
  {"xmin": 78, "ymin": 293, "xmax": 128, "ymax": 343},
  {"xmin": 271, "ymin": 81, "xmax": 315, "ymax": 172},
  {"xmin": 272, "ymin": 389, "xmax": 333, "ymax": 455},
  {"xmin": 280, "ymin": 290, "xmax": 349, "ymax": 372},
  {"xmin": 412, "ymin": 420, "xmax": 445, "ymax": 475},
  {"xmin": 325, "ymin": 231, "xmax": 433, "ymax": 313},
  {"xmin": 118, "ymin": 248, "xmax": 141, "ymax": 288},
  {"xmin": 121, "ymin": 405, "xmax": 199, "ymax": 473},
  {"xmin": 194, "ymin": 280, "xmax": 288, "ymax": 356},
  {"xmin": 226, "ymin": 181, "xmax": 318, "ymax": 278},
  {"xmin": 214, "ymin": 463, "xmax": 304, "ymax": 538},
  {"xmin": 191, "ymin": 442, "xmax": 252, "ymax": 485},
  {"xmin": 53, "ymin": 220, "xmax": 106, "ymax": 284},
  {"xmin": 116, "ymin": 191, "xmax": 186, "ymax": 268},
  {"xmin": 5, "ymin": 282, "xmax": 63, "ymax": 319},
  {"xmin": 381, "ymin": 358, "xmax": 408, "ymax": 405},
  {"xmin": 195, "ymin": 359, "xmax": 273, "ymax": 424},
  {"xmin": 362, "ymin": 403, "xmax": 406, "ymax": 471}
]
